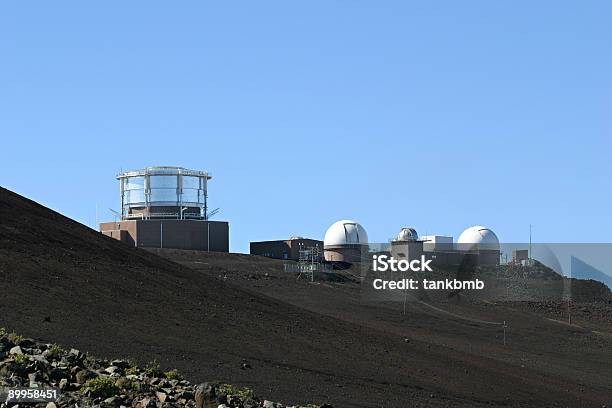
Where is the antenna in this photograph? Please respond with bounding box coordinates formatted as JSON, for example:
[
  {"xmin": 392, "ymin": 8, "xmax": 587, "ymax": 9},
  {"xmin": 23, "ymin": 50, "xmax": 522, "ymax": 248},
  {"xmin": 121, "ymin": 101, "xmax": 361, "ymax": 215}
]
[
  {"xmin": 529, "ymin": 224, "xmax": 532, "ymax": 263},
  {"xmin": 206, "ymin": 208, "xmax": 220, "ymax": 220},
  {"xmin": 109, "ymin": 208, "xmax": 120, "ymax": 222}
]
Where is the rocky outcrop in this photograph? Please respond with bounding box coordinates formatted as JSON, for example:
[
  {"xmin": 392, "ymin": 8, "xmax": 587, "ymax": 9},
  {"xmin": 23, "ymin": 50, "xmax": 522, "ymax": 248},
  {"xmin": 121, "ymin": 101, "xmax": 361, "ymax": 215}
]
[{"xmin": 0, "ymin": 330, "xmax": 328, "ymax": 408}]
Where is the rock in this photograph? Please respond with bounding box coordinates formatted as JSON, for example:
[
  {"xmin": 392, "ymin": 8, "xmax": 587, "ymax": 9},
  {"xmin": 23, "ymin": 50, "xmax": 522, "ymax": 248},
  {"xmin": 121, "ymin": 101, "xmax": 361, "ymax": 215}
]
[
  {"xmin": 105, "ymin": 366, "xmax": 119, "ymax": 374},
  {"xmin": 50, "ymin": 367, "xmax": 71, "ymax": 381},
  {"xmin": 195, "ymin": 382, "xmax": 219, "ymax": 408},
  {"xmin": 31, "ymin": 354, "xmax": 50, "ymax": 365},
  {"xmin": 46, "ymin": 403, "xmax": 57, "ymax": 408},
  {"xmin": 9, "ymin": 345, "xmax": 23, "ymax": 355},
  {"xmin": 75, "ymin": 369, "xmax": 97, "ymax": 384},
  {"xmin": 263, "ymin": 401, "xmax": 276, "ymax": 408},
  {"xmin": 18, "ymin": 338, "xmax": 36, "ymax": 348},
  {"xmin": 177, "ymin": 390, "xmax": 194, "ymax": 400},
  {"xmin": 156, "ymin": 391, "xmax": 167, "ymax": 402},
  {"xmin": 139, "ymin": 398, "xmax": 156, "ymax": 408},
  {"xmin": 59, "ymin": 378, "xmax": 68, "ymax": 390},
  {"xmin": 28, "ymin": 373, "xmax": 39, "ymax": 388},
  {"xmin": 110, "ymin": 359, "xmax": 130, "ymax": 369}
]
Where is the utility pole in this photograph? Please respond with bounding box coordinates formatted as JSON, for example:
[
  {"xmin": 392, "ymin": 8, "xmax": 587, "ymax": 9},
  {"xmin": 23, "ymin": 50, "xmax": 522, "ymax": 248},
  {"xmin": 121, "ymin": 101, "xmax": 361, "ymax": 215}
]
[{"xmin": 529, "ymin": 224, "xmax": 532, "ymax": 264}]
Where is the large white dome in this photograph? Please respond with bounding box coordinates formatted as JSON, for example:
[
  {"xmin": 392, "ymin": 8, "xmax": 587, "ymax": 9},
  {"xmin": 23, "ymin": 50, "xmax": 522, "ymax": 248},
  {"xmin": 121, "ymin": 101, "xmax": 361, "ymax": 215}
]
[
  {"xmin": 457, "ymin": 226, "xmax": 499, "ymax": 250},
  {"xmin": 324, "ymin": 220, "xmax": 368, "ymax": 247}
]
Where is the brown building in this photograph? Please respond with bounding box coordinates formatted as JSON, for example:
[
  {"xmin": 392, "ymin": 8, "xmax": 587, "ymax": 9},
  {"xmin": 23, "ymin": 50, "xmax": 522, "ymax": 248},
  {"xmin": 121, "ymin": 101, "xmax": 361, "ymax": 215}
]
[
  {"xmin": 250, "ymin": 237, "xmax": 323, "ymax": 261},
  {"xmin": 512, "ymin": 249, "xmax": 529, "ymax": 263},
  {"xmin": 100, "ymin": 219, "xmax": 229, "ymax": 251}
]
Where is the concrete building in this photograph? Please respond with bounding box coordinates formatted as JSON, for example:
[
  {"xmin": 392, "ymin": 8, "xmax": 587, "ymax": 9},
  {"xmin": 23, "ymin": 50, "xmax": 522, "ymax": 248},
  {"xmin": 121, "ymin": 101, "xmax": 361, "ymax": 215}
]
[
  {"xmin": 100, "ymin": 166, "xmax": 229, "ymax": 252},
  {"xmin": 100, "ymin": 219, "xmax": 228, "ymax": 251},
  {"xmin": 421, "ymin": 235, "xmax": 454, "ymax": 251},
  {"xmin": 250, "ymin": 237, "xmax": 323, "ymax": 261},
  {"xmin": 512, "ymin": 249, "xmax": 529, "ymax": 263}
]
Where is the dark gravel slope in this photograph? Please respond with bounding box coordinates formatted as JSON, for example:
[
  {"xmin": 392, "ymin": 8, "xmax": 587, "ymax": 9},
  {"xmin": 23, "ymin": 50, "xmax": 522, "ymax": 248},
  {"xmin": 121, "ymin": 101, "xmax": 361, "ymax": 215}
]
[{"xmin": 0, "ymin": 187, "xmax": 610, "ymax": 408}]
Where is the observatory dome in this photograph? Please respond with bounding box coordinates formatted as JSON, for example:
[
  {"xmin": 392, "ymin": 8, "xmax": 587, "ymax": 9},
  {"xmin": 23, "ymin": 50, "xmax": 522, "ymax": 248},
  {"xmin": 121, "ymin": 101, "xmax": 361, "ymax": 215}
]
[
  {"xmin": 324, "ymin": 220, "xmax": 368, "ymax": 247},
  {"xmin": 396, "ymin": 227, "xmax": 418, "ymax": 242},
  {"xmin": 457, "ymin": 226, "xmax": 499, "ymax": 250}
]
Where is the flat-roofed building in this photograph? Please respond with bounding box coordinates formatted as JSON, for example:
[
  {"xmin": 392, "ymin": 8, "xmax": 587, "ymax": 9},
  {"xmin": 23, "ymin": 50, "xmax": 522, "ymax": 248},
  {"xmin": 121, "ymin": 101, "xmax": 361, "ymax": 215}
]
[{"xmin": 250, "ymin": 236, "xmax": 323, "ymax": 261}]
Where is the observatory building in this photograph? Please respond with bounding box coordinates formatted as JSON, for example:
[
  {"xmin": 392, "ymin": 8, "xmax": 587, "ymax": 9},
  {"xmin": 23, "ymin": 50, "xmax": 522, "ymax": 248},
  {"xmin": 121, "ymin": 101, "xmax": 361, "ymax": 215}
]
[
  {"xmin": 456, "ymin": 225, "xmax": 500, "ymax": 265},
  {"xmin": 323, "ymin": 220, "xmax": 368, "ymax": 263},
  {"xmin": 389, "ymin": 225, "xmax": 500, "ymax": 267},
  {"xmin": 99, "ymin": 166, "xmax": 229, "ymax": 251},
  {"xmin": 390, "ymin": 227, "xmax": 424, "ymax": 261},
  {"xmin": 250, "ymin": 236, "xmax": 323, "ymax": 261}
]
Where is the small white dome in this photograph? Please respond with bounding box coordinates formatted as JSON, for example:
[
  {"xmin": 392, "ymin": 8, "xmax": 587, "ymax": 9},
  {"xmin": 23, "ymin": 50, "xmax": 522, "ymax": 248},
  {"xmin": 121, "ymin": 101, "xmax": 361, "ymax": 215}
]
[
  {"xmin": 324, "ymin": 220, "xmax": 368, "ymax": 247},
  {"xmin": 396, "ymin": 227, "xmax": 418, "ymax": 242},
  {"xmin": 457, "ymin": 225, "xmax": 499, "ymax": 250},
  {"xmin": 289, "ymin": 235, "xmax": 304, "ymax": 240}
]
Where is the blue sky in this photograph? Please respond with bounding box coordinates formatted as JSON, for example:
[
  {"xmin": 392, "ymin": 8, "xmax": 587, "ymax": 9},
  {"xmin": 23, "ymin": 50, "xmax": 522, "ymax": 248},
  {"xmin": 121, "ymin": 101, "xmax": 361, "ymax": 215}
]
[{"xmin": 1, "ymin": 1, "xmax": 610, "ymax": 253}]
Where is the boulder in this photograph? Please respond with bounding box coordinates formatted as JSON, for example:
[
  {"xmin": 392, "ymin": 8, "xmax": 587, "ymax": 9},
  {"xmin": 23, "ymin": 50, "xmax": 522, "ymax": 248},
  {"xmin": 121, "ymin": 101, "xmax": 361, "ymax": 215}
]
[
  {"xmin": 9, "ymin": 345, "xmax": 23, "ymax": 355},
  {"xmin": 105, "ymin": 366, "xmax": 119, "ymax": 374},
  {"xmin": 138, "ymin": 398, "xmax": 156, "ymax": 408},
  {"xmin": 156, "ymin": 391, "xmax": 168, "ymax": 402},
  {"xmin": 75, "ymin": 369, "xmax": 97, "ymax": 384},
  {"xmin": 104, "ymin": 396, "xmax": 118, "ymax": 405},
  {"xmin": 50, "ymin": 367, "xmax": 71, "ymax": 381},
  {"xmin": 110, "ymin": 359, "xmax": 131, "ymax": 369},
  {"xmin": 195, "ymin": 382, "xmax": 219, "ymax": 408},
  {"xmin": 18, "ymin": 338, "xmax": 36, "ymax": 348}
]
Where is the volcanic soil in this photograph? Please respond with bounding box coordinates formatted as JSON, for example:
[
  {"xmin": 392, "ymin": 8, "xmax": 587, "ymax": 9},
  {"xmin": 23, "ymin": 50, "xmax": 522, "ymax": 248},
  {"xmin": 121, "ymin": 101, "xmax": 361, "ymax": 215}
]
[{"xmin": 1, "ymin": 187, "xmax": 611, "ymax": 407}]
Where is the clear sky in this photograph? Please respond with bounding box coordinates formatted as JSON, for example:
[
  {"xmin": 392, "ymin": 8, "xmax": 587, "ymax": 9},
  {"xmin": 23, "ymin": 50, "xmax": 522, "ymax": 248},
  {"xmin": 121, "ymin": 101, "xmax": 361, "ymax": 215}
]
[{"xmin": 1, "ymin": 1, "xmax": 610, "ymax": 253}]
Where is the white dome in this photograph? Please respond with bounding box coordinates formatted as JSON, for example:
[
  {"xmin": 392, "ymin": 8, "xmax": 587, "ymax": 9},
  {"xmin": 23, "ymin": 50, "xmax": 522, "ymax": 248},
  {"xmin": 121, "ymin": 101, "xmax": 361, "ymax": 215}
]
[
  {"xmin": 396, "ymin": 227, "xmax": 418, "ymax": 242},
  {"xmin": 457, "ymin": 225, "xmax": 499, "ymax": 250},
  {"xmin": 324, "ymin": 220, "xmax": 368, "ymax": 247}
]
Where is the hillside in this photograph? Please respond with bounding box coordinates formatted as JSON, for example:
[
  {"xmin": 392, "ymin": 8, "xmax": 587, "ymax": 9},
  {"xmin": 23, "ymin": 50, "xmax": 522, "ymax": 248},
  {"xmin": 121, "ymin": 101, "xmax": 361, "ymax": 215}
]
[{"xmin": 1, "ymin": 187, "xmax": 611, "ymax": 408}]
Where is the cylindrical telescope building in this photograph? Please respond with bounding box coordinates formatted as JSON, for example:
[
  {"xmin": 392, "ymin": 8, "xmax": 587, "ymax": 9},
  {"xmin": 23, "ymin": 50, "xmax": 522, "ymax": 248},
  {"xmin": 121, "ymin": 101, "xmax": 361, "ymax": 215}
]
[
  {"xmin": 101, "ymin": 166, "xmax": 229, "ymax": 252},
  {"xmin": 118, "ymin": 166, "xmax": 211, "ymax": 220}
]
